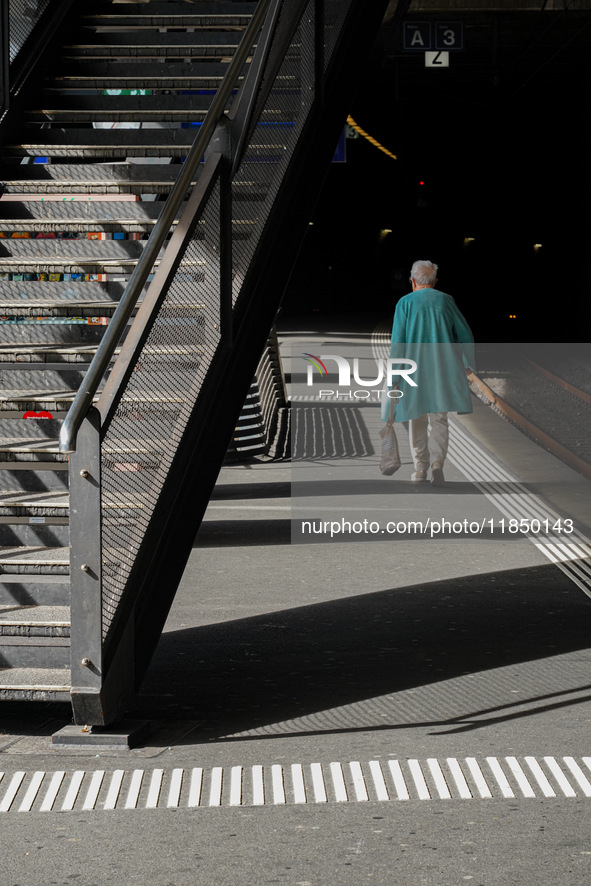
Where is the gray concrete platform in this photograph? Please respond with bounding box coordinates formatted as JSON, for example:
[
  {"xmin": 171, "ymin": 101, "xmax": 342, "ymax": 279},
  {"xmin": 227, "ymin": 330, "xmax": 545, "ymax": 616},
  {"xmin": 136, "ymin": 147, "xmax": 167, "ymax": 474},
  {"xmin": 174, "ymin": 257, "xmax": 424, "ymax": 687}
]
[{"xmin": 1, "ymin": 313, "xmax": 590, "ymax": 886}]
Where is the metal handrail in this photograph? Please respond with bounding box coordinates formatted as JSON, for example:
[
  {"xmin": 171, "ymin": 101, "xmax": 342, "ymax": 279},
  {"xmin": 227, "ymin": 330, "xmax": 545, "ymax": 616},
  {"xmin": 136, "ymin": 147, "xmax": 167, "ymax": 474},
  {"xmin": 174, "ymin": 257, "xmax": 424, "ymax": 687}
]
[{"xmin": 59, "ymin": 0, "xmax": 273, "ymax": 454}]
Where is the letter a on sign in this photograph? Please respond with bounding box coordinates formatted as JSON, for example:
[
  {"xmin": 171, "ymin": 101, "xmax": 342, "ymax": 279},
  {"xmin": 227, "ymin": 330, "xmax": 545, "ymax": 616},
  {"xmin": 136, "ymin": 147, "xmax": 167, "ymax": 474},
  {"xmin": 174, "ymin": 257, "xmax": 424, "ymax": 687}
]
[{"xmin": 403, "ymin": 22, "xmax": 432, "ymax": 51}]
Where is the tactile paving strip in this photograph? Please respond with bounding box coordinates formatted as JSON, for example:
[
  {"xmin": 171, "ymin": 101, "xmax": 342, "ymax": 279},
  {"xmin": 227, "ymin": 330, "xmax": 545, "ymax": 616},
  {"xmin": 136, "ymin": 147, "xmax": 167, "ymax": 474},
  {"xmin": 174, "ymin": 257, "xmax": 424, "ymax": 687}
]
[{"xmin": 1, "ymin": 756, "xmax": 590, "ymax": 813}]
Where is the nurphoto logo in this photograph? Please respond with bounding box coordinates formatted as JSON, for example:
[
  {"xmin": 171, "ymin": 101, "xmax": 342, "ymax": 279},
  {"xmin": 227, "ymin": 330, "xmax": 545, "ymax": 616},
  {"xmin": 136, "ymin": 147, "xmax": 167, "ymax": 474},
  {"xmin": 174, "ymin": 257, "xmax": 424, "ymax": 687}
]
[{"xmin": 302, "ymin": 353, "xmax": 417, "ymax": 401}]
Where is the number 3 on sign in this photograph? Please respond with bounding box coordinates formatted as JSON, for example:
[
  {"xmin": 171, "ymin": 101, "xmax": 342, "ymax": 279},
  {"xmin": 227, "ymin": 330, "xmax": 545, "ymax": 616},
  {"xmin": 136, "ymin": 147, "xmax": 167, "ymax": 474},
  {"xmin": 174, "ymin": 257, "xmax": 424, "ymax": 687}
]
[{"xmin": 425, "ymin": 51, "xmax": 449, "ymax": 67}]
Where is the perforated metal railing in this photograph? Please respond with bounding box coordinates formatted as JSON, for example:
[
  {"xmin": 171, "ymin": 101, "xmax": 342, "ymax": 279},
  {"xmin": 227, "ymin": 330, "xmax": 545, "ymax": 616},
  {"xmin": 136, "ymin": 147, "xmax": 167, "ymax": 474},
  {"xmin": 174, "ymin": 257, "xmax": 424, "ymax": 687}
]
[
  {"xmin": 100, "ymin": 181, "xmax": 223, "ymax": 635},
  {"xmin": 8, "ymin": 0, "xmax": 51, "ymax": 62},
  {"xmin": 68, "ymin": 0, "xmax": 356, "ymax": 644}
]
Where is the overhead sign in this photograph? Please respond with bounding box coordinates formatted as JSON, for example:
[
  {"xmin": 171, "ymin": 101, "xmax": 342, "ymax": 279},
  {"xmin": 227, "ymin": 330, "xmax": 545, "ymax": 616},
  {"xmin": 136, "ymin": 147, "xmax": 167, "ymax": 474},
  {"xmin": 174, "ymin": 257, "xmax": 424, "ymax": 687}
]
[
  {"xmin": 403, "ymin": 21, "xmax": 463, "ymax": 51},
  {"xmin": 403, "ymin": 22, "xmax": 431, "ymax": 51},
  {"xmin": 435, "ymin": 23, "xmax": 463, "ymax": 51},
  {"xmin": 425, "ymin": 51, "xmax": 449, "ymax": 68}
]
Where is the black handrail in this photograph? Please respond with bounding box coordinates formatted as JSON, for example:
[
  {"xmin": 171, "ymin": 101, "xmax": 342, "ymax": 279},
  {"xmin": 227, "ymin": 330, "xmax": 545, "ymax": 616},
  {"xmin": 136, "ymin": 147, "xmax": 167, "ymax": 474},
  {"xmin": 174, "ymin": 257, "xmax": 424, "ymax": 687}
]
[{"xmin": 59, "ymin": 0, "xmax": 273, "ymax": 454}]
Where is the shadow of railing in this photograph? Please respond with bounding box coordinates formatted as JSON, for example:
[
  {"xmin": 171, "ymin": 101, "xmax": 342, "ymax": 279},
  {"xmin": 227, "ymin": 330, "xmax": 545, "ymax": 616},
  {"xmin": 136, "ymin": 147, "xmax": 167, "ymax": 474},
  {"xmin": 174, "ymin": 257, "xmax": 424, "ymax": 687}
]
[{"xmin": 133, "ymin": 562, "xmax": 591, "ymax": 743}]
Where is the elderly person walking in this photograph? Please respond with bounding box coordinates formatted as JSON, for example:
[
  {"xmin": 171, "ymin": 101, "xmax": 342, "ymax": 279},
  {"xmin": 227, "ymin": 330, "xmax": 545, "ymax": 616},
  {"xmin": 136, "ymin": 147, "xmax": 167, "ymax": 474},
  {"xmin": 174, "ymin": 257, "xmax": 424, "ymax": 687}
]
[{"xmin": 382, "ymin": 260, "xmax": 475, "ymax": 486}]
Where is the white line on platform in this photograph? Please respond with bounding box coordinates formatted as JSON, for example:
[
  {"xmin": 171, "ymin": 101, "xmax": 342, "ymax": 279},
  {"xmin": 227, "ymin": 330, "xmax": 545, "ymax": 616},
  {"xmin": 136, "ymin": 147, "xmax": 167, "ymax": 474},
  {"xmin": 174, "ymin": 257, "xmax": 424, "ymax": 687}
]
[
  {"xmin": 544, "ymin": 757, "xmax": 577, "ymax": 798},
  {"xmin": 368, "ymin": 760, "xmax": 389, "ymax": 802},
  {"xmin": 104, "ymin": 769, "xmax": 125, "ymax": 810},
  {"xmin": 18, "ymin": 770, "xmax": 44, "ymax": 812},
  {"xmin": 229, "ymin": 766, "xmax": 242, "ymax": 807},
  {"xmin": 330, "ymin": 762, "xmax": 348, "ymax": 802},
  {"xmin": 252, "ymin": 764, "xmax": 265, "ymax": 806},
  {"xmin": 40, "ymin": 770, "xmax": 65, "ymax": 812},
  {"xmin": 125, "ymin": 769, "xmax": 144, "ymax": 810},
  {"xmin": 167, "ymin": 768, "xmax": 183, "ymax": 809},
  {"xmin": 486, "ymin": 757, "xmax": 515, "ymax": 798},
  {"xmin": 187, "ymin": 767, "xmax": 202, "ymax": 808},
  {"xmin": 350, "ymin": 761, "xmax": 369, "ymax": 802},
  {"xmin": 271, "ymin": 764, "xmax": 286, "ymax": 805},
  {"xmin": 310, "ymin": 762, "xmax": 327, "ymax": 803},
  {"xmin": 448, "ymin": 421, "xmax": 591, "ymax": 598},
  {"xmin": 62, "ymin": 770, "xmax": 84, "ymax": 811},
  {"xmin": 428, "ymin": 758, "xmax": 452, "ymax": 799},
  {"xmin": 446, "ymin": 758, "xmax": 472, "ymax": 799},
  {"xmin": 388, "ymin": 759, "xmax": 409, "ymax": 800},
  {"xmin": 0, "ymin": 757, "xmax": 588, "ymax": 813},
  {"xmin": 291, "ymin": 763, "xmax": 306, "ymax": 804},
  {"xmin": 408, "ymin": 759, "xmax": 431, "ymax": 800},
  {"xmin": 83, "ymin": 770, "xmax": 104, "ymax": 810}
]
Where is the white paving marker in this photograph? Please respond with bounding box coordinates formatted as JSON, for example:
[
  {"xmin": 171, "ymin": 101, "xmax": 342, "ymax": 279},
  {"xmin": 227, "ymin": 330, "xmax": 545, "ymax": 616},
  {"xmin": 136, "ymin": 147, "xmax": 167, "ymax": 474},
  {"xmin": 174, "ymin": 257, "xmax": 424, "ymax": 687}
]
[
  {"xmin": 125, "ymin": 769, "xmax": 144, "ymax": 810},
  {"xmin": 310, "ymin": 763, "xmax": 327, "ymax": 803},
  {"xmin": 447, "ymin": 758, "xmax": 472, "ymax": 800},
  {"xmin": 330, "ymin": 762, "xmax": 348, "ymax": 803},
  {"xmin": 369, "ymin": 761, "xmax": 389, "ymax": 802},
  {"xmin": 350, "ymin": 761, "xmax": 369, "ymax": 802},
  {"xmin": 271, "ymin": 764, "xmax": 285, "ymax": 805},
  {"xmin": 40, "ymin": 771, "xmax": 65, "ymax": 812},
  {"xmin": 252, "ymin": 765, "xmax": 265, "ymax": 806},
  {"xmin": 104, "ymin": 770, "xmax": 125, "ymax": 811},
  {"xmin": 291, "ymin": 764, "xmax": 306, "ymax": 804},
  {"xmin": 0, "ymin": 757, "xmax": 590, "ymax": 812}
]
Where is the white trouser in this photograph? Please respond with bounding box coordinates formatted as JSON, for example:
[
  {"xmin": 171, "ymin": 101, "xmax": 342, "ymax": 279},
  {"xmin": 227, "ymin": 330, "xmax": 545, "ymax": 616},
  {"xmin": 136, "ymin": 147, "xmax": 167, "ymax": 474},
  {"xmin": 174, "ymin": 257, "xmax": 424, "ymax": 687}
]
[{"xmin": 406, "ymin": 412, "xmax": 449, "ymax": 471}]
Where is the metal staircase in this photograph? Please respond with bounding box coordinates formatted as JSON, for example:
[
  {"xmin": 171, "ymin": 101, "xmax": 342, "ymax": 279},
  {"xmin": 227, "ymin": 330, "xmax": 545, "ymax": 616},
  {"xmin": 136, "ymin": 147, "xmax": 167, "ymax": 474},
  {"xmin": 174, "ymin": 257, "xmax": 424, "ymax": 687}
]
[
  {"xmin": 0, "ymin": 0, "xmax": 396, "ymax": 725},
  {"xmin": 0, "ymin": 0, "xmax": 261, "ymax": 705}
]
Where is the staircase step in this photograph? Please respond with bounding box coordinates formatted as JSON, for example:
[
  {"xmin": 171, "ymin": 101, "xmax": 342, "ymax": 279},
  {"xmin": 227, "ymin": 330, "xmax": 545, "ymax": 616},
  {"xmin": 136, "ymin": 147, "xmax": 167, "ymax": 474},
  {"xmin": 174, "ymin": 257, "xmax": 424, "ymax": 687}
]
[
  {"xmin": 4, "ymin": 128, "xmax": 197, "ymax": 159},
  {"xmin": 0, "ymin": 574, "xmax": 69, "ymax": 605},
  {"xmin": 0, "ymin": 324, "xmax": 109, "ymax": 346},
  {"xmin": 0, "ymin": 344, "xmax": 107, "ymax": 364},
  {"xmin": 0, "ymin": 490, "xmax": 69, "ymax": 517},
  {"xmin": 0, "ymin": 367, "xmax": 87, "ymax": 392},
  {"xmin": 0, "ymin": 546, "xmax": 69, "ymax": 574},
  {"xmin": 0, "ymin": 666, "xmax": 70, "ymax": 700},
  {"xmin": 0, "ymin": 217, "xmax": 252, "ymax": 238},
  {"xmin": 0, "ymin": 420, "xmax": 61, "ymax": 443},
  {"xmin": 0, "ymin": 605, "xmax": 70, "ymax": 637},
  {"xmin": 0, "ymin": 438, "xmax": 63, "ymax": 460},
  {"xmin": 26, "ymin": 95, "xmax": 213, "ymax": 123},
  {"xmin": 0, "ymin": 280, "xmax": 124, "ymax": 308},
  {"xmin": 0, "ymin": 390, "xmax": 87, "ymax": 415},
  {"xmin": 46, "ymin": 58, "xmax": 298, "ymax": 91},
  {"xmin": 0, "ymin": 523, "xmax": 69, "ymax": 547},
  {"xmin": 0, "ymin": 463, "xmax": 68, "ymax": 489},
  {"xmin": 0, "ymin": 199, "xmax": 256, "ymax": 225},
  {"xmin": 6, "ymin": 127, "xmax": 297, "ymax": 161},
  {"xmin": 0, "ymin": 200, "xmax": 172, "ymax": 234},
  {"xmin": 0, "ymin": 303, "xmax": 123, "ymax": 318},
  {"xmin": 0, "ymin": 238, "xmax": 146, "ymax": 273},
  {"xmin": 48, "ymin": 61, "xmax": 234, "ymax": 90},
  {"xmin": 82, "ymin": 2, "xmax": 256, "ymax": 26},
  {"xmin": 0, "ymin": 168, "xmax": 268, "ymax": 203},
  {"xmin": 0, "ymin": 637, "xmax": 69, "ymax": 668},
  {"xmin": 0, "ymin": 163, "xmax": 187, "ymax": 195},
  {"xmin": 62, "ymin": 31, "xmax": 243, "ymax": 59},
  {"xmin": 26, "ymin": 95, "xmax": 298, "ymax": 122}
]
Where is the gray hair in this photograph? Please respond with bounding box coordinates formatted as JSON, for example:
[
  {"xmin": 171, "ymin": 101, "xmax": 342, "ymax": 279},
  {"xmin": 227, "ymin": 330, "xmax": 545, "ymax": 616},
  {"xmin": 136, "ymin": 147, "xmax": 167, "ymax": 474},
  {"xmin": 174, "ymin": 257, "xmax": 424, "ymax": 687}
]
[{"xmin": 411, "ymin": 260, "xmax": 438, "ymax": 287}]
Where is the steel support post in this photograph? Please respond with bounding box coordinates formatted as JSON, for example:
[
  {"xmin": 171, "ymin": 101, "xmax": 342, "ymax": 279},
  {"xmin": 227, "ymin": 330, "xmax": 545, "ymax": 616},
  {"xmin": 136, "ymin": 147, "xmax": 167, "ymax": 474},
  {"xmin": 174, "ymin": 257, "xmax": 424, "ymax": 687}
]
[{"xmin": 68, "ymin": 407, "xmax": 106, "ymax": 725}]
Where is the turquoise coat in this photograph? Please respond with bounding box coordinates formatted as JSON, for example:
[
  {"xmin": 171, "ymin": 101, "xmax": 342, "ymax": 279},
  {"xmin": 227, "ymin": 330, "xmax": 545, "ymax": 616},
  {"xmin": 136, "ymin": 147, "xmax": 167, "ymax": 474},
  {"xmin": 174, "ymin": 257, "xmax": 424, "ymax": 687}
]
[{"xmin": 382, "ymin": 288, "xmax": 475, "ymax": 423}]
